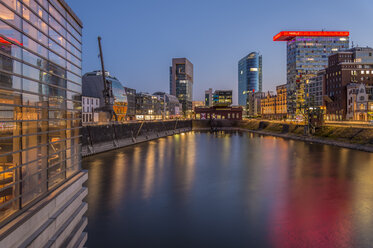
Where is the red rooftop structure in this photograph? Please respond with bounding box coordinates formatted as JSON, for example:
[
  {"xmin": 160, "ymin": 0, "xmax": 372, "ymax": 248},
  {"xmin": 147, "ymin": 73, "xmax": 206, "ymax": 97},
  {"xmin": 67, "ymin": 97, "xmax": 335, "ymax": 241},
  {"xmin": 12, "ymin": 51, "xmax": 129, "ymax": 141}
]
[{"xmin": 273, "ymin": 31, "xmax": 350, "ymax": 41}]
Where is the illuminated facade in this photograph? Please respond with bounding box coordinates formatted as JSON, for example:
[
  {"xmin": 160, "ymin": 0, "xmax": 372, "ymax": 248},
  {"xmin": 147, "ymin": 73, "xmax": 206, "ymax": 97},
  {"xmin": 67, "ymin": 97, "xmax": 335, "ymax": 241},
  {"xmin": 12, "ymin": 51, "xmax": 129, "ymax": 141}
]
[
  {"xmin": 325, "ymin": 47, "xmax": 373, "ymax": 120},
  {"xmin": 305, "ymin": 70, "xmax": 325, "ymax": 107},
  {"xmin": 260, "ymin": 84, "xmax": 287, "ymax": 119},
  {"xmin": 213, "ymin": 90, "xmax": 232, "ymax": 107},
  {"xmin": 238, "ymin": 52, "xmax": 262, "ymax": 106},
  {"xmin": 205, "ymin": 88, "xmax": 213, "ymax": 107},
  {"xmin": 0, "ymin": 0, "xmax": 87, "ymax": 247},
  {"xmin": 274, "ymin": 31, "xmax": 349, "ymax": 119},
  {"xmin": 346, "ymin": 83, "xmax": 373, "ymax": 121},
  {"xmin": 170, "ymin": 58, "xmax": 193, "ymax": 113}
]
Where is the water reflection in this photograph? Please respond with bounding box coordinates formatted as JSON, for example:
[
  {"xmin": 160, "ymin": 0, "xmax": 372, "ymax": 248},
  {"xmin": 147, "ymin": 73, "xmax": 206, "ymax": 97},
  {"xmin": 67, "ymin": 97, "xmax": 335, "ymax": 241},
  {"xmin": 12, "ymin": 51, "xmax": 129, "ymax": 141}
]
[{"xmin": 83, "ymin": 131, "xmax": 373, "ymax": 248}]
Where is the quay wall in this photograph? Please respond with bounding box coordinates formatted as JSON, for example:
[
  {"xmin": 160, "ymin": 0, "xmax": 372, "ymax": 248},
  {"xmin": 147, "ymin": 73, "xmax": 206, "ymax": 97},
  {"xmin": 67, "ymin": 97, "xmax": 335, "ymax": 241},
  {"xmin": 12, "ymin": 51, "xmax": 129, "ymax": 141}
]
[
  {"xmin": 81, "ymin": 120, "xmax": 192, "ymax": 156},
  {"xmin": 192, "ymin": 119, "xmax": 373, "ymax": 153}
]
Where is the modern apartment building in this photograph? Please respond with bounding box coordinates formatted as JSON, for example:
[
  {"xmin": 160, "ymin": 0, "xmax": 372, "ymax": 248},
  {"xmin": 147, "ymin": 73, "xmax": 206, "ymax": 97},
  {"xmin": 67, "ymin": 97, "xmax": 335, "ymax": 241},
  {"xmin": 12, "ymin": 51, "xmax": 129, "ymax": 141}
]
[
  {"xmin": 238, "ymin": 52, "xmax": 262, "ymax": 106},
  {"xmin": 124, "ymin": 87, "xmax": 136, "ymax": 120},
  {"xmin": 213, "ymin": 90, "xmax": 233, "ymax": 107},
  {"xmin": 0, "ymin": 0, "xmax": 87, "ymax": 247},
  {"xmin": 325, "ymin": 47, "xmax": 373, "ymax": 120},
  {"xmin": 170, "ymin": 58, "xmax": 193, "ymax": 113},
  {"xmin": 153, "ymin": 92, "xmax": 182, "ymax": 118},
  {"xmin": 246, "ymin": 91, "xmax": 265, "ymax": 117},
  {"xmin": 274, "ymin": 31, "xmax": 349, "ymax": 119}
]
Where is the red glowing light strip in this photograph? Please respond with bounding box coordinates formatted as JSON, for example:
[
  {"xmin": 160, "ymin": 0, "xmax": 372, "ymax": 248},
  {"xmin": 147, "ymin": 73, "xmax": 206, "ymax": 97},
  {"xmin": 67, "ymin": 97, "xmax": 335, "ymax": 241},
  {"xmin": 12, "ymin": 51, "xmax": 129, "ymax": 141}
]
[
  {"xmin": 0, "ymin": 36, "xmax": 23, "ymax": 46},
  {"xmin": 273, "ymin": 31, "xmax": 349, "ymax": 41}
]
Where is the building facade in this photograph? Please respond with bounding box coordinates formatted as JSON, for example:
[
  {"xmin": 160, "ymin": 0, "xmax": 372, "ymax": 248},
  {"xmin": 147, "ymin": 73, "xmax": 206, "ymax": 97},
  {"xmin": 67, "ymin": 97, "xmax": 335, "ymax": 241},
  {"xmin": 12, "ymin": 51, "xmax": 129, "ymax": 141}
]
[
  {"xmin": 346, "ymin": 83, "xmax": 373, "ymax": 121},
  {"xmin": 195, "ymin": 106, "xmax": 243, "ymax": 120},
  {"xmin": 170, "ymin": 58, "xmax": 193, "ymax": 113},
  {"xmin": 305, "ymin": 70, "xmax": 325, "ymax": 107},
  {"xmin": 135, "ymin": 92, "xmax": 162, "ymax": 120},
  {"xmin": 204, "ymin": 88, "xmax": 213, "ymax": 107},
  {"xmin": 238, "ymin": 52, "xmax": 262, "ymax": 106},
  {"xmin": 325, "ymin": 47, "xmax": 373, "ymax": 120},
  {"xmin": 274, "ymin": 31, "xmax": 350, "ymax": 119},
  {"xmin": 213, "ymin": 90, "xmax": 232, "ymax": 107},
  {"xmin": 82, "ymin": 96, "xmax": 99, "ymax": 123},
  {"xmin": 260, "ymin": 85, "xmax": 287, "ymax": 119},
  {"xmin": 246, "ymin": 91, "xmax": 265, "ymax": 117},
  {"xmin": 153, "ymin": 92, "xmax": 182, "ymax": 118},
  {"xmin": 192, "ymin": 101, "xmax": 204, "ymax": 111},
  {"xmin": 0, "ymin": 0, "xmax": 87, "ymax": 247},
  {"xmin": 82, "ymin": 71, "xmax": 128, "ymax": 122},
  {"xmin": 124, "ymin": 87, "xmax": 136, "ymax": 120}
]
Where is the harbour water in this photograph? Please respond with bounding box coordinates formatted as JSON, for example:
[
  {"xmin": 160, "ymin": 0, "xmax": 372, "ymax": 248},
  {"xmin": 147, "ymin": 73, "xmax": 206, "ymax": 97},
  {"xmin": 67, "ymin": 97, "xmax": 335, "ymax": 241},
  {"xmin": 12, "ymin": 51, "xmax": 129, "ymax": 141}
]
[{"xmin": 83, "ymin": 131, "xmax": 373, "ymax": 248}]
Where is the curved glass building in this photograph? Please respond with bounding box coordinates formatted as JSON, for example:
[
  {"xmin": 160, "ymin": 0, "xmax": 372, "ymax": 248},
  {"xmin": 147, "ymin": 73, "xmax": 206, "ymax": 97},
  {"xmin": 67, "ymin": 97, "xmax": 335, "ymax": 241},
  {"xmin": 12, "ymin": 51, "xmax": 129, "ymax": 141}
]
[{"xmin": 238, "ymin": 52, "xmax": 262, "ymax": 106}]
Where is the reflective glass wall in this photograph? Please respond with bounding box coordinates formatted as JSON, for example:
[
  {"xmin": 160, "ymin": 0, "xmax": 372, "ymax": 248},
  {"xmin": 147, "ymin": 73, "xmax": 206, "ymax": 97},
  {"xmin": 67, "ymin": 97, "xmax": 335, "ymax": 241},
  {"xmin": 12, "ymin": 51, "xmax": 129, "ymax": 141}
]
[
  {"xmin": 0, "ymin": 0, "xmax": 82, "ymax": 222},
  {"xmin": 238, "ymin": 52, "xmax": 262, "ymax": 106},
  {"xmin": 286, "ymin": 36, "xmax": 349, "ymax": 117}
]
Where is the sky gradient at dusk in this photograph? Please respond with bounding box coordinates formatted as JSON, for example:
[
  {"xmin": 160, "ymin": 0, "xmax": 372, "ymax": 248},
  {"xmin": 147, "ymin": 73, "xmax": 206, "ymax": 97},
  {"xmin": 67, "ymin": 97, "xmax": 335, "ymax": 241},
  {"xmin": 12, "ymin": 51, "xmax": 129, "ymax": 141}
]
[{"xmin": 66, "ymin": 0, "xmax": 373, "ymax": 104}]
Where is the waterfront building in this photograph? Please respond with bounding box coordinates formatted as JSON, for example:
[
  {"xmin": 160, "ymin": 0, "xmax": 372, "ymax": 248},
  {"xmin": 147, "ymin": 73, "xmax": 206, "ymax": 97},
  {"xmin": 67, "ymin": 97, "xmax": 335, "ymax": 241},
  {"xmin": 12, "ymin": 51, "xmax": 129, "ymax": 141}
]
[
  {"xmin": 153, "ymin": 92, "xmax": 182, "ymax": 118},
  {"xmin": 213, "ymin": 90, "xmax": 233, "ymax": 107},
  {"xmin": 170, "ymin": 58, "xmax": 193, "ymax": 113},
  {"xmin": 195, "ymin": 106, "xmax": 243, "ymax": 120},
  {"xmin": 346, "ymin": 83, "xmax": 373, "ymax": 121},
  {"xmin": 0, "ymin": 0, "xmax": 87, "ymax": 247},
  {"xmin": 325, "ymin": 47, "xmax": 373, "ymax": 120},
  {"xmin": 274, "ymin": 31, "xmax": 350, "ymax": 119},
  {"xmin": 192, "ymin": 101, "xmax": 204, "ymax": 111},
  {"xmin": 305, "ymin": 70, "xmax": 325, "ymax": 107},
  {"xmin": 82, "ymin": 96, "xmax": 100, "ymax": 123},
  {"xmin": 135, "ymin": 92, "xmax": 162, "ymax": 120},
  {"xmin": 124, "ymin": 87, "xmax": 136, "ymax": 120},
  {"xmin": 238, "ymin": 52, "xmax": 262, "ymax": 106},
  {"xmin": 82, "ymin": 71, "xmax": 128, "ymax": 122},
  {"xmin": 205, "ymin": 88, "xmax": 213, "ymax": 107},
  {"xmin": 260, "ymin": 84, "xmax": 287, "ymax": 119},
  {"xmin": 246, "ymin": 91, "xmax": 265, "ymax": 117}
]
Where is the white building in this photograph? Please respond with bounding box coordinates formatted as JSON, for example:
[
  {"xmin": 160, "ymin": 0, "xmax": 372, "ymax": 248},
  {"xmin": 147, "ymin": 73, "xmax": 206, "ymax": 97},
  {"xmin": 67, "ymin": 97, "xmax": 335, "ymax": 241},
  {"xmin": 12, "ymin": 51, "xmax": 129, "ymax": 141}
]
[
  {"xmin": 82, "ymin": 96, "xmax": 100, "ymax": 123},
  {"xmin": 346, "ymin": 83, "xmax": 373, "ymax": 121}
]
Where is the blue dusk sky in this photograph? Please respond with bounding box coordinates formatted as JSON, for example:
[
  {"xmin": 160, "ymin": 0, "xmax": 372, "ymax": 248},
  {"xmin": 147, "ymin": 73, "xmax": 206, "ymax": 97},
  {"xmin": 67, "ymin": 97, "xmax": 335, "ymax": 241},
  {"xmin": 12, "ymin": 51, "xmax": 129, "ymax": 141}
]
[{"xmin": 66, "ymin": 0, "xmax": 373, "ymax": 104}]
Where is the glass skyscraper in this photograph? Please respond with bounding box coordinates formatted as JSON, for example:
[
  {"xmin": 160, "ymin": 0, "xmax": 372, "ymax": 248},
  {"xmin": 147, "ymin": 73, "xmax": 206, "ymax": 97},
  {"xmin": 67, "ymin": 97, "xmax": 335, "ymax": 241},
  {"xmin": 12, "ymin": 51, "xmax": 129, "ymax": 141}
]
[
  {"xmin": 0, "ymin": 0, "xmax": 87, "ymax": 247},
  {"xmin": 238, "ymin": 52, "xmax": 262, "ymax": 106},
  {"xmin": 274, "ymin": 31, "xmax": 349, "ymax": 118}
]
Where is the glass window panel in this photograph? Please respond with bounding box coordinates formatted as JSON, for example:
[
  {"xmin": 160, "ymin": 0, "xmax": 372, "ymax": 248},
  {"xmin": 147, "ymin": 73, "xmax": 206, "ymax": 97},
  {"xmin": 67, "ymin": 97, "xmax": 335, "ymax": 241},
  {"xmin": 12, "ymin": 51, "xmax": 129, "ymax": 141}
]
[
  {"xmin": 0, "ymin": 72, "xmax": 21, "ymax": 90},
  {"xmin": 48, "ymin": 50, "xmax": 65, "ymax": 68},
  {"xmin": 0, "ymin": 3, "xmax": 21, "ymax": 28},
  {"xmin": 2, "ymin": 0, "xmax": 22, "ymax": 14}
]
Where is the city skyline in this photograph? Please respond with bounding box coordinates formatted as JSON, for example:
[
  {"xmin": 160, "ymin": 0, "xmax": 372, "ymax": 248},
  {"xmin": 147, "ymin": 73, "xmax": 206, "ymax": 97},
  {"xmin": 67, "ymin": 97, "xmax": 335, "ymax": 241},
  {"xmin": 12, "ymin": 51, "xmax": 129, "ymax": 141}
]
[{"xmin": 65, "ymin": 0, "xmax": 373, "ymax": 104}]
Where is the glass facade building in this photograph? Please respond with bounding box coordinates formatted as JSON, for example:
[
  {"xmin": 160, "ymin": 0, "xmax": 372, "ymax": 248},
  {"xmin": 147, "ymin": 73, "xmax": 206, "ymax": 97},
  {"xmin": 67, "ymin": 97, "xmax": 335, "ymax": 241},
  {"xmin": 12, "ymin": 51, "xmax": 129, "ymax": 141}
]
[
  {"xmin": 238, "ymin": 52, "xmax": 262, "ymax": 106},
  {"xmin": 0, "ymin": 0, "xmax": 82, "ymax": 222},
  {"xmin": 170, "ymin": 58, "xmax": 193, "ymax": 113},
  {"xmin": 274, "ymin": 31, "xmax": 349, "ymax": 118}
]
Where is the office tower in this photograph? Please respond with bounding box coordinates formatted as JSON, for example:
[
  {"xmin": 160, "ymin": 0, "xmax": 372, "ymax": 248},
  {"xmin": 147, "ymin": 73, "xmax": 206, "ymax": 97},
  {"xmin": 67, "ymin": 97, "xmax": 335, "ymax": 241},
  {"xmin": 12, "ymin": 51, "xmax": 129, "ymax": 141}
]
[
  {"xmin": 238, "ymin": 52, "xmax": 262, "ymax": 106},
  {"xmin": 274, "ymin": 31, "xmax": 349, "ymax": 118},
  {"xmin": 213, "ymin": 90, "xmax": 233, "ymax": 107},
  {"xmin": 0, "ymin": 0, "xmax": 87, "ymax": 246},
  {"xmin": 170, "ymin": 58, "xmax": 193, "ymax": 113}
]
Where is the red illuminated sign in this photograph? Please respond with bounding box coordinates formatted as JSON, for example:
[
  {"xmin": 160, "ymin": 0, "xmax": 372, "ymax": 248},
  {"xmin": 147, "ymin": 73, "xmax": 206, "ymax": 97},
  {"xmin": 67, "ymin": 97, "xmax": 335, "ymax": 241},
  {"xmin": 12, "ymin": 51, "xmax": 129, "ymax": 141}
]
[
  {"xmin": 273, "ymin": 31, "xmax": 349, "ymax": 41},
  {"xmin": 0, "ymin": 36, "xmax": 23, "ymax": 46}
]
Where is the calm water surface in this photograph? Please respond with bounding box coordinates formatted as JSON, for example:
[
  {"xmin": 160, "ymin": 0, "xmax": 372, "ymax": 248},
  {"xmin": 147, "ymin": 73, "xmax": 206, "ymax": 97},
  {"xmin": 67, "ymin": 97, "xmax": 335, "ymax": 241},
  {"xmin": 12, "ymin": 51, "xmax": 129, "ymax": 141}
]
[{"xmin": 83, "ymin": 131, "xmax": 373, "ymax": 248}]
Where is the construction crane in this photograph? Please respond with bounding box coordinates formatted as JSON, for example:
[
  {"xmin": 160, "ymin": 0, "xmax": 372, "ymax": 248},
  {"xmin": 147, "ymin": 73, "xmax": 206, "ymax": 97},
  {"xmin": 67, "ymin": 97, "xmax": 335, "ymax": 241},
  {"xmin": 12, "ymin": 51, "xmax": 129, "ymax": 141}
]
[{"xmin": 96, "ymin": 36, "xmax": 118, "ymax": 122}]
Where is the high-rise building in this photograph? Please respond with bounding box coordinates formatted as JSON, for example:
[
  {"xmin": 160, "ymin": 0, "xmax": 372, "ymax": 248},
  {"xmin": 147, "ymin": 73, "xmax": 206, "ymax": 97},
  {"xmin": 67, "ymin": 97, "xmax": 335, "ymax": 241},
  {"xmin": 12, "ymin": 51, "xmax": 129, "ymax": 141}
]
[
  {"xmin": 324, "ymin": 47, "xmax": 373, "ymax": 120},
  {"xmin": 305, "ymin": 70, "xmax": 326, "ymax": 108},
  {"xmin": 124, "ymin": 87, "xmax": 136, "ymax": 120},
  {"xmin": 0, "ymin": 0, "xmax": 87, "ymax": 247},
  {"xmin": 274, "ymin": 31, "xmax": 349, "ymax": 119},
  {"xmin": 205, "ymin": 88, "xmax": 213, "ymax": 107},
  {"xmin": 170, "ymin": 58, "xmax": 193, "ymax": 113},
  {"xmin": 238, "ymin": 52, "xmax": 262, "ymax": 106}
]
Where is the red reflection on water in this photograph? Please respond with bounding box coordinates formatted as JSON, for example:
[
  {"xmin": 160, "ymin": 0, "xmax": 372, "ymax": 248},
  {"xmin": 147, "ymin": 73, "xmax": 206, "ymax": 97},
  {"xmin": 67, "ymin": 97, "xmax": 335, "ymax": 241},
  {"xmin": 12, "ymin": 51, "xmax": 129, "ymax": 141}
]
[{"xmin": 269, "ymin": 179, "xmax": 352, "ymax": 248}]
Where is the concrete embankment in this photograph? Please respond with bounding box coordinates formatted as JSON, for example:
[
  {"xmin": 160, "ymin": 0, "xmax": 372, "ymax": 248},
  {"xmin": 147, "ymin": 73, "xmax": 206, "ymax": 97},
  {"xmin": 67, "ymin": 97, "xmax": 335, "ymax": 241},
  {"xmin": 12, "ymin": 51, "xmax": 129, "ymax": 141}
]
[
  {"xmin": 81, "ymin": 120, "xmax": 192, "ymax": 156},
  {"xmin": 192, "ymin": 119, "xmax": 373, "ymax": 153}
]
